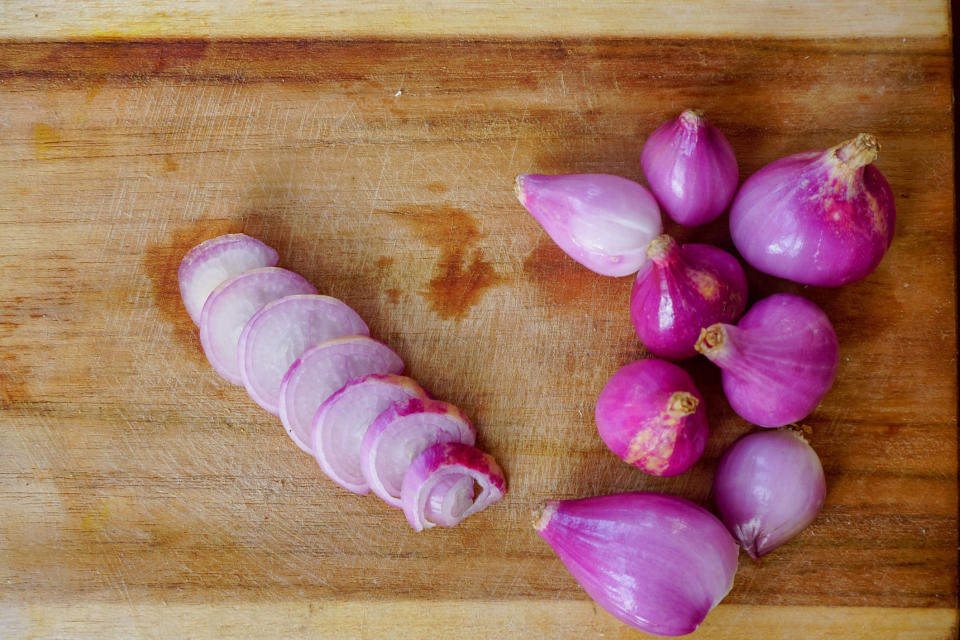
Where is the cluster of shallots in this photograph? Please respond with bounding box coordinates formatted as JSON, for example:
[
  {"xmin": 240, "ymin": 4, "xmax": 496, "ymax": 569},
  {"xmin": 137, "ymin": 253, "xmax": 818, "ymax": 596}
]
[
  {"xmin": 178, "ymin": 234, "xmax": 505, "ymax": 532},
  {"xmin": 518, "ymin": 110, "xmax": 895, "ymax": 636}
]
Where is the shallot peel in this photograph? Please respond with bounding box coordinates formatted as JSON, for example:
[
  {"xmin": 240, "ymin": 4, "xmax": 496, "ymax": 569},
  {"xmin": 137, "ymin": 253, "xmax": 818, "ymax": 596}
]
[
  {"xmin": 238, "ymin": 294, "xmax": 369, "ymax": 415},
  {"xmin": 535, "ymin": 492, "xmax": 738, "ymax": 637},
  {"xmin": 278, "ymin": 336, "xmax": 404, "ymax": 453},
  {"xmin": 401, "ymin": 442, "xmax": 505, "ymax": 532},
  {"xmin": 695, "ymin": 294, "xmax": 839, "ymax": 428},
  {"xmin": 312, "ymin": 374, "xmax": 428, "ymax": 494},
  {"xmin": 178, "ymin": 233, "xmax": 279, "ymax": 325},
  {"xmin": 361, "ymin": 398, "xmax": 476, "ymax": 508},
  {"xmin": 630, "ymin": 235, "xmax": 747, "ymax": 360},
  {"xmin": 713, "ymin": 428, "xmax": 826, "ymax": 558},
  {"xmin": 595, "ymin": 359, "xmax": 708, "ymax": 476},
  {"xmin": 641, "ymin": 110, "xmax": 739, "ymax": 226},
  {"xmin": 730, "ymin": 134, "xmax": 895, "ymax": 286},
  {"xmin": 199, "ymin": 267, "xmax": 316, "ymax": 384},
  {"xmin": 515, "ymin": 173, "xmax": 663, "ymax": 277}
]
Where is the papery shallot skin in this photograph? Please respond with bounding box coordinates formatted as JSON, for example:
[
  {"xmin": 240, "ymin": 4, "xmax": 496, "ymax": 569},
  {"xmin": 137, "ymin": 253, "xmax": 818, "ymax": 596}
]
[
  {"xmin": 631, "ymin": 235, "xmax": 747, "ymax": 360},
  {"xmin": 641, "ymin": 110, "xmax": 739, "ymax": 226},
  {"xmin": 713, "ymin": 429, "xmax": 826, "ymax": 558},
  {"xmin": 536, "ymin": 492, "xmax": 738, "ymax": 637},
  {"xmin": 696, "ymin": 294, "xmax": 839, "ymax": 428},
  {"xmin": 595, "ymin": 359, "xmax": 708, "ymax": 476},
  {"xmin": 730, "ymin": 134, "xmax": 895, "ymax": 287},
  {"xmin": 516, "ymin": 173, "xmax": 663, "ymax": 277}
]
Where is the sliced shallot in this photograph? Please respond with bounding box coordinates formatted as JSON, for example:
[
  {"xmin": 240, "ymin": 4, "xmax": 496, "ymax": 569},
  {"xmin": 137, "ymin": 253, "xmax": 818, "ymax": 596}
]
[
  {"xmin": 278, "ymin": 338, "xmax": 404, "ymax": 453},
  {"xmin": 401, "ymin": 442, "xmax": 506, "ymax": 532},
  {"xmin": 199, "ymin": 267, "xmax": 316, "ymax": 384},
  {"xmin": 179, "ymin": 234, "xmax": 279, "ymax": 325},
  {"xmin": 238, "ymin": 294, "xmax": 369, "ymax": 415},
  {"xmin": 312, "ymin": 374, "xmax": 428, "ymax": 493},
  {"xmin": 360, "ymin": 398, "xmax": 476, "ymax": 508}
]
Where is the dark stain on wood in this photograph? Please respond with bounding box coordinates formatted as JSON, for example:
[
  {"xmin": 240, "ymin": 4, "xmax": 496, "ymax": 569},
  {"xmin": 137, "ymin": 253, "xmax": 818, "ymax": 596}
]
[
  {"xmin": 151, "ymin": 41, "xmax": 209, "ymax": 73},
  {"xmin": 163, "ymin": 155, "xmax": 180, "ymax": 172},
  {"xmin": 522, "ymin": 236, "xmax": 629, "ymax": 312},
  {"xmin": 523, "ymin": 237, "xmax": 595, "ymax": 307},
  {"xmin": 425, "ymin": 248, "xmax": 503, "ymax": 319},
  {"xmin": 385, "ymin": 288, "xmax": 402, "ymax": 304},
  {"xmin": 376, "ymin": 206, "xmax": 505, "ymax": 319},
  {"xmin": 0, "ymin": 372, "xmax": 28, "ymax": 408},
  {"xmin": 425, "ymin": 181, "xmax": 448, "ymax": 194}
]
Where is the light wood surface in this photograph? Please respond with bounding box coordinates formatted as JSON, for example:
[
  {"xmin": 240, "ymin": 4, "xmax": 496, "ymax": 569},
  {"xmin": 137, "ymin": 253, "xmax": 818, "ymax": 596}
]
[
  {"xmin": 0, "ymin": 0, "xmax": 949, "ymax": 40},
  {"xmin": 0, "ymin": 28, "xmax": 956, "ymax": 640},
  {"xmin": 0, "ymin": 602, "xmax": 957, "ymax": 639}
]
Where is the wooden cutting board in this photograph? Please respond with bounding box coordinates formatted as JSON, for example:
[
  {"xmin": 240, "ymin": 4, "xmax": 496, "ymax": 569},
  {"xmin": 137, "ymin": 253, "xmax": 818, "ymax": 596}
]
[{"xmin": 0, "ymin": 3, "xmax": 956, "ymax": 638}]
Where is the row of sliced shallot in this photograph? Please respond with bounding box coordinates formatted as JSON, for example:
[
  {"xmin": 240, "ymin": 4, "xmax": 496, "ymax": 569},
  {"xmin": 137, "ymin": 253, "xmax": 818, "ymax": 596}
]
[{"xmin": 178, "ymin": 233, "xmax": 505, "ymax": 531}]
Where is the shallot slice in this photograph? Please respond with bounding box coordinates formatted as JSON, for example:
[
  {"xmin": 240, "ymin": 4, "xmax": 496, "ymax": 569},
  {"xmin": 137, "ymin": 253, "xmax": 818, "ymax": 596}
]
[
  {"xmin": 401, "ymin": 442, "xmax": 506, "ymax": 532},
  {"xmin": 312, "ymin": 374, "xmax": 428, "ymax": 493},
  {"xmin": 360, "ymin": 398, "xmax": 476, "ymax": 508},
  {"xmin": 278, "ymin": 338, "xmax": 404, "ymax": 453},
  {"xmin": 199, "ymin": 267, "xmax": 316, "ymax": 384},
  {"xmin": 178, "ymin": 234, "xmax": 278, "ymax": 325},
  {"xmin": 238, "ymin": 295, "xmax": 369, "ymax": 415},
  {"xmin": 424, "ymin": 474, "xmax": 477, "ymax": 527}
]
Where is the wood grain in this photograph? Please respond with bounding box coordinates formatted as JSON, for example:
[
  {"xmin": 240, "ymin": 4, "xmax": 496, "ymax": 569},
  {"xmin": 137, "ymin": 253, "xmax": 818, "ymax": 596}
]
[
  {"xmin": 0, "ymin": 37, "xmax": 956, "ymax": 638},
  {"xmin": 1, "ymin": 602, "xmax": 957, "ymax": 639},
  {"xmin": 0, "ymin": 0, "xmax": 949, "ymax": 40}
]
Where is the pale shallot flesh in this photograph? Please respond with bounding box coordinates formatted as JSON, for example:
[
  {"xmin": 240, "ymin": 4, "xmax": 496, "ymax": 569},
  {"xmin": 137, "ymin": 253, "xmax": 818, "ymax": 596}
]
[
  {"xmin": 401, "ymin": 442, "xmax": 506, "ymax": 532},
  {"xmin": 278, "ymin": 336, "xmax": 404, "ymax": 453},
  {"xmin": 312, "ymin": 374, "xmax": 428, "ymax": 494},
  {"xmin": 199, "ymin": 267, "xmax": 316, "ymax": 384},
  {"xmin": 178, "ymin": 233, "xmax": 278, "ymax": 325},
  {"xmin": 238, "ymin": 294, "xmax": 369, "ymax": 415},
  {"xmin": 360, "ymin": 398, "xmax": 476, "ymax": 508}
]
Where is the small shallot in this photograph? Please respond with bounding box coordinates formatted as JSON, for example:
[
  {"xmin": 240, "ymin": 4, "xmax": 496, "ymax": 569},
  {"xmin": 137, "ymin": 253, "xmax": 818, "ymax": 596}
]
[
  {"xmin": 695, "ymin": 293, "xmax": 839, "ymax": 428},
  {"xmin": 630, "ymin": 234, "xmax": 747, "ymax": 360},
  {"xmin": 641, "ymin": 109, "xmax": 739, "ymax": 226},
  {"xmin": 535, "ymin": 492, "xmax": 738, "ymax": 637},
  {"xmin": 515, "ymin": 173, "xmax": 663, "ymax": 277},
  {"xmin": 730, "ymin": 133, "xmax": 895, "ymax": 286},
  {"xmin": 401, "ymin": 442, "xmax": 506, "ymax": 532},
  {"xmin": 713, "ymin": 428, "xmax": 826, "ymax": 558},
  {"xmin": 595, "ymin": 359, "xmax": 708, "ymax": 476}
]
